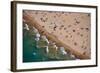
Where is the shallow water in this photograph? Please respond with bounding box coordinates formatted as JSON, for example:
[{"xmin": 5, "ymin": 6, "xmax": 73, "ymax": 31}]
[{"xmin": 23, "ymin": 25, "xmax": 75, "ymax": 63}]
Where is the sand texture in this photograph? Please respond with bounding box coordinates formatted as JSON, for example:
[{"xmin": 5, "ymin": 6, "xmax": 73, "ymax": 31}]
[{"xmin": 23, "ymin": 10, "xmax": 91, "ymax": 59}]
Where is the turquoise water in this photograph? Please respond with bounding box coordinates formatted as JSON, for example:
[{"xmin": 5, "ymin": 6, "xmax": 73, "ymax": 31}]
[{"xmin": 23, "ymin": 24, "xmax": 75, "ymax": 63}]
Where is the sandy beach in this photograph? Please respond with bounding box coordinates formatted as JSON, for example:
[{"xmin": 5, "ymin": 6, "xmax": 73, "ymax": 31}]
[{"xmin": 23, "ymin": 10, "xmax": 91, "ymax": 59}]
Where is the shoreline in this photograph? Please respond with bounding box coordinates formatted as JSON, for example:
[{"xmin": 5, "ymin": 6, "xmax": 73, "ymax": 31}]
[{"xmin": 23, "ymin": 12, "xmax": 90, "ymax": 59}]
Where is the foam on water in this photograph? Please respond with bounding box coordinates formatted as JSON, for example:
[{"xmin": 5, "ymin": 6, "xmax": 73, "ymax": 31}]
[{"xmin": 23, "ymin": 24, "xmax": 76, "ymax": 63}]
